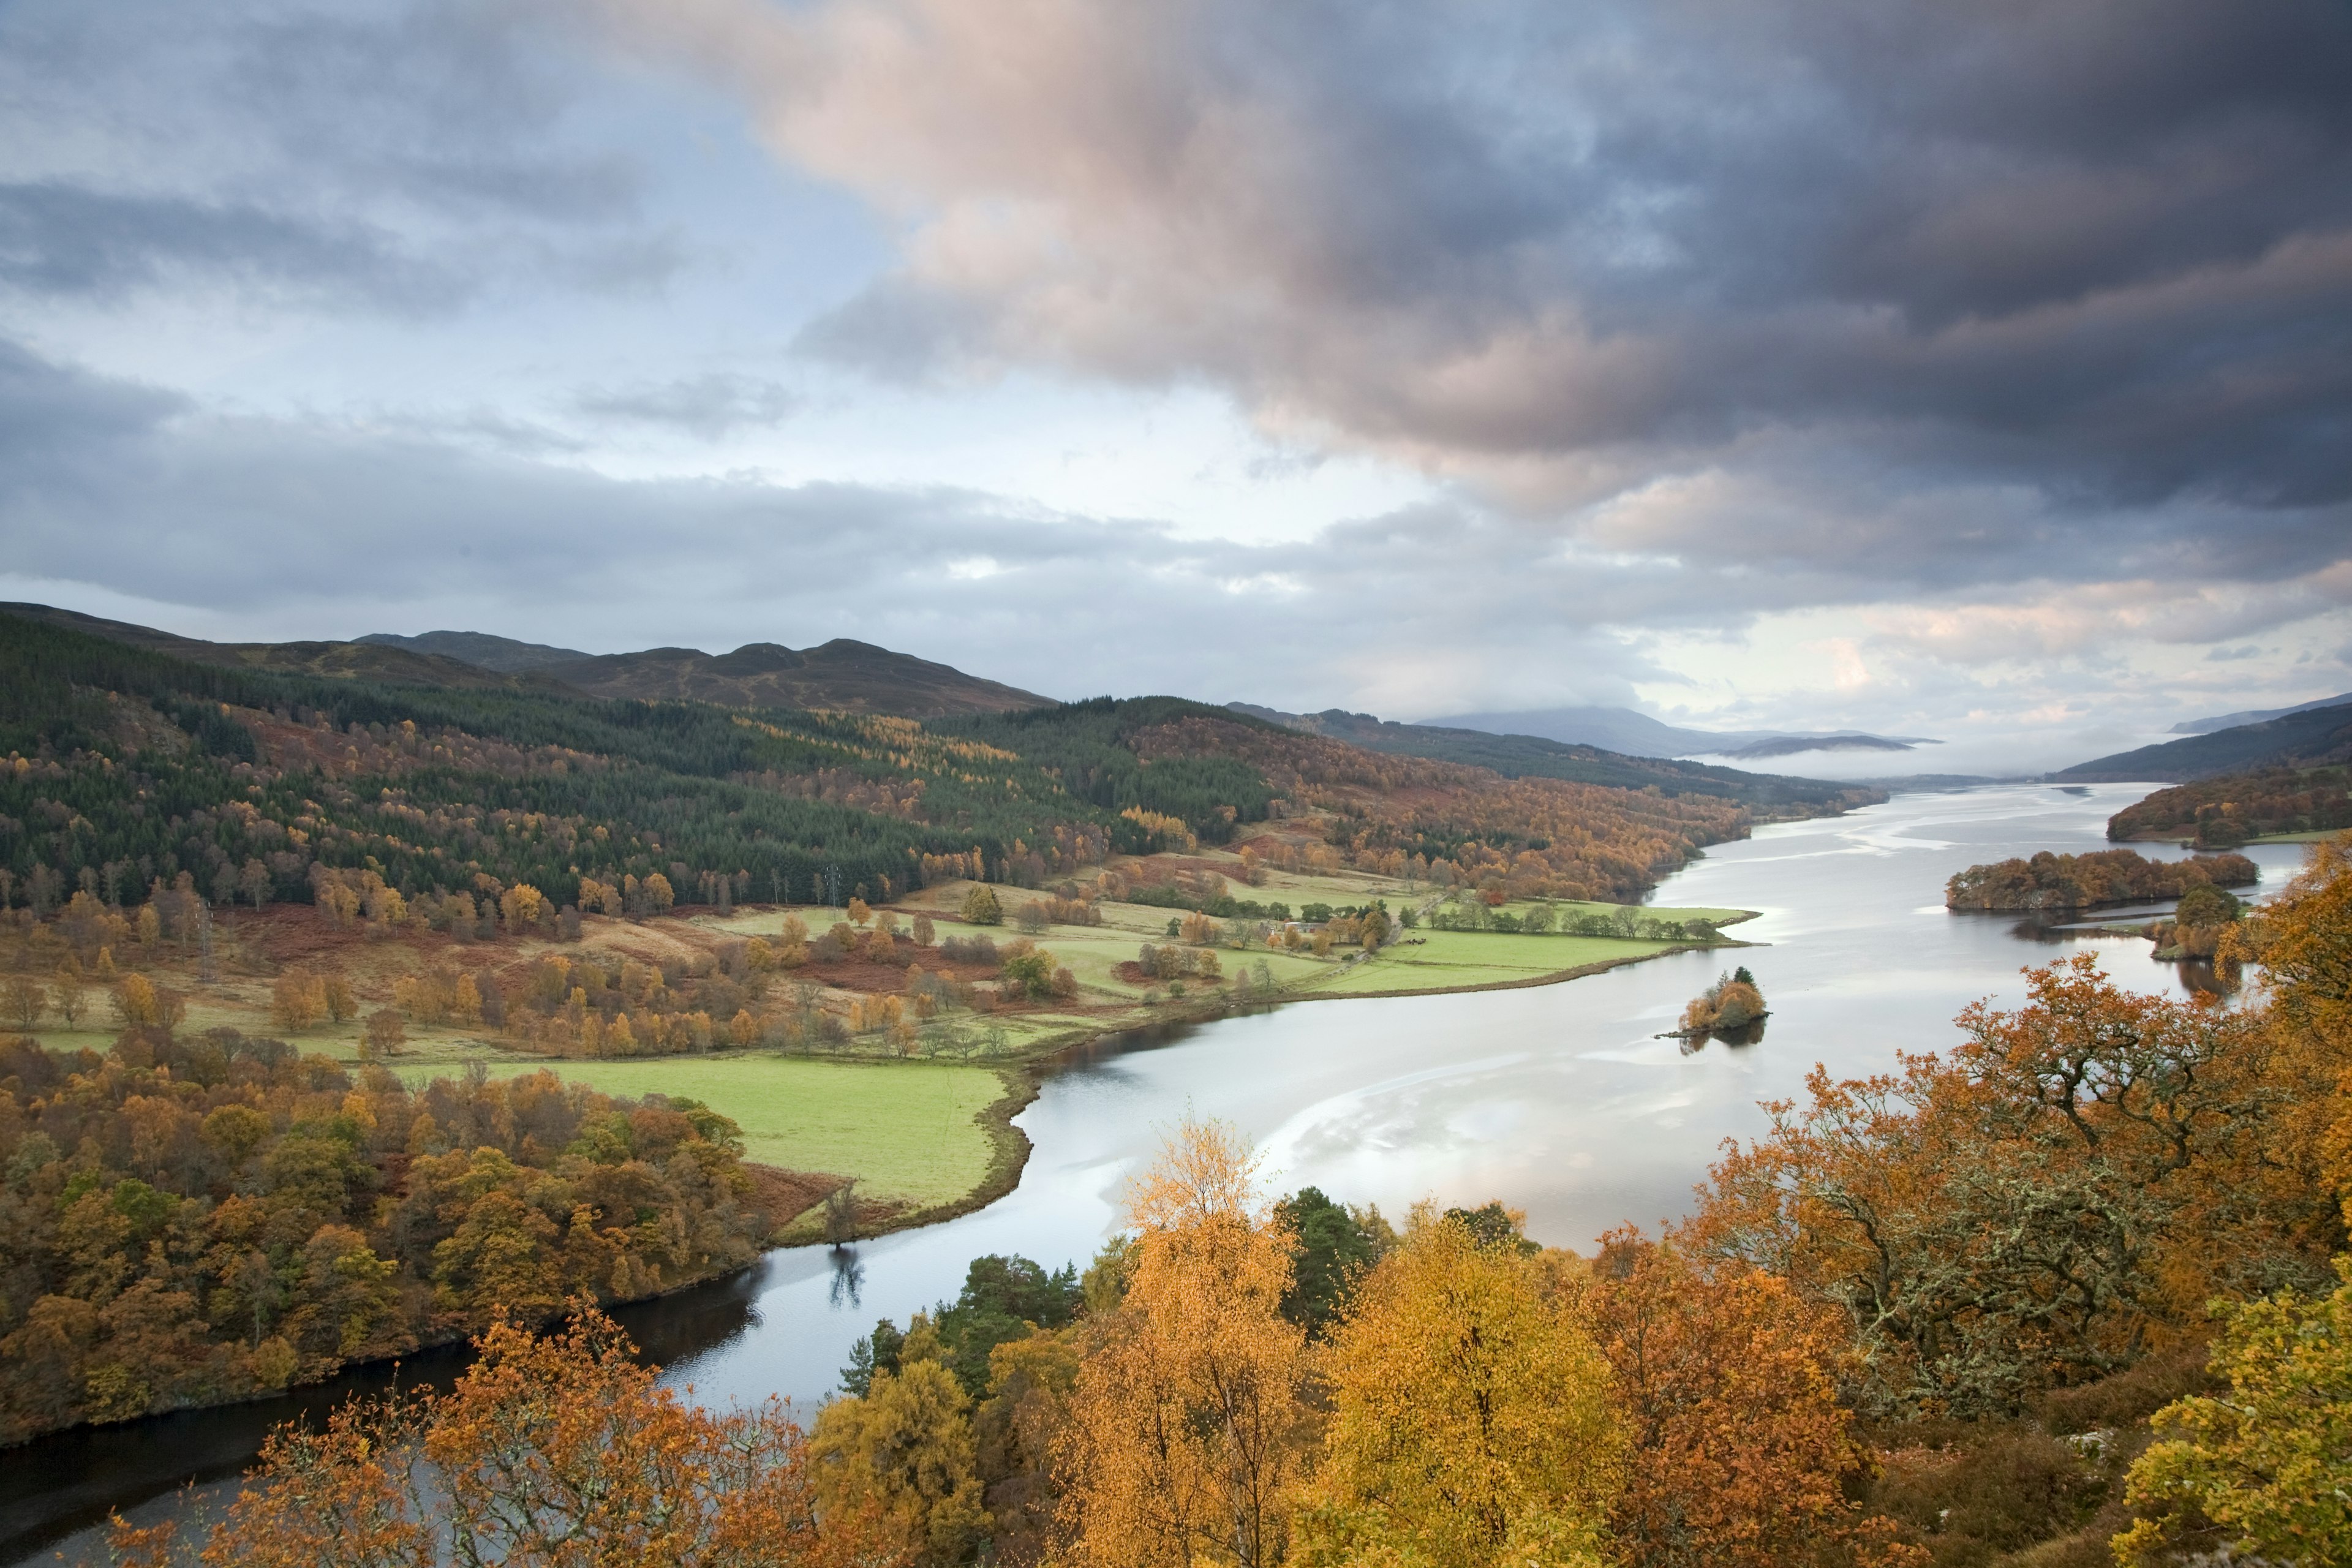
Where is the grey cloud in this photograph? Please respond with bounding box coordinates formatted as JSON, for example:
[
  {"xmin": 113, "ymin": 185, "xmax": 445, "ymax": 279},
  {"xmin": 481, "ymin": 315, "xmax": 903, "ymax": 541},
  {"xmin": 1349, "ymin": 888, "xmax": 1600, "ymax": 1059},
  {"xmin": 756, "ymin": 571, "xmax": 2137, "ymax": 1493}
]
[
  {"xmin": 0, "ymin": 182, "xmax": 463, "ymax": 310},
  {"xmin": 0, "ymin": 0, "xmax": 683, "ymax": 312},
  {"xmin": 591, "ymin": 0, "xmax": 2352, "ymax": 579},
  {"xmin": 2207, "ymin": 645, "xmax": 2263, "ymax": 663},
  {"xmin": 573, "ymin": 374, "xmax": 800, "ymax": 438},
  {"xmin": 0, "ymin": 337, "xmax": 1700, "ymax": 709}
]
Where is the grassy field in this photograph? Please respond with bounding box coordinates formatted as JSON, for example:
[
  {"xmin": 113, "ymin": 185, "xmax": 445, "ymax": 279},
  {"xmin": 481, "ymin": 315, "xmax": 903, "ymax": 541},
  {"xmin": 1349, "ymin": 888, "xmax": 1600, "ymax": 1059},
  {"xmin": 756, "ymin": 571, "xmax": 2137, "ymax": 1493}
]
[
  {"xmin": 1297, "ymin": 932, "xmax": 1683, "ymax": 995},
  {"xmin": 2247, "ymin": 829, "xmax": 2346, "ymax": 844},
  {"xmin": 395, "ymin": 1055, "xmax": 1007, "ymax": 1208}
]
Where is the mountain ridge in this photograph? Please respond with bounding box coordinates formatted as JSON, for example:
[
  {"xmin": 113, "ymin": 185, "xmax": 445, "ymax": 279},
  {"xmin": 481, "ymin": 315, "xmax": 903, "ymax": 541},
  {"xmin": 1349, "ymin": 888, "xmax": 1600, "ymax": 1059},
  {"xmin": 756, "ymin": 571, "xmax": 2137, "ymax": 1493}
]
[
  {"xmin": 12, "ymin": 605, "xmax": 1053, "ymax": 720},
  {"xmin": 1425, "ymin": 703, "xmax": 1932, "ymax": 760},
  {"xmin": 2057, "ymin": 701, "xmax": 2352, "ymax": 782},
  {"xmin": 1225, "ymin": 703, "xmax": 1883, "ymax": 816}
]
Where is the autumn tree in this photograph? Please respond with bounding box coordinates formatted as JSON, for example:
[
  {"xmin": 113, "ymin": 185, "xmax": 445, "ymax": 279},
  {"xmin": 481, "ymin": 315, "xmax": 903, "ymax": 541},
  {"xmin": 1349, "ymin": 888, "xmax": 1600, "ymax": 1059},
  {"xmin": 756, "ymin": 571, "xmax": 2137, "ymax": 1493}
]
[
  {"xmin": 811, "ymin": 1355, "xmax": 989, "ymax": 1566},
  {"xmin": 1686, "ymin": 956, "xmax": 2326, "ymax": 1415},
  {"xmin": 1292, "ymin": 1204, "xmax": 1621, "ymax": 1568},
  {"xmin": 2115, "ymin": 1256, "xmax": 2352, "ymax": 1566},
  {"xmin": 4, "ymin": 973, "xmax": 45, "ymax": 1031},
  {"xmin": 361, "ymin": 1009, "xmax": 405, "ymax": 1059},
  {"xmin": 145, "ymin": 1309, "xmax": 902, "ymax": 1568},
  {"xmin": 1057, "ymin": 1118, "xmax": 1311, "ymax": 1568},
  {"xmin": 962, "ymin": 885, "xmax": 1002, "ymax": 927},
  {"xmin": 1587, "ymin": 1230, "xmax": 1894, "ymax": 1568},
  {"xmin": 270, "ymin": 970, "xmax": 328, "ymax": 1031},
  {"xmin": 500, "ymin": 883, "xmax": 549, "ymax": 933}
]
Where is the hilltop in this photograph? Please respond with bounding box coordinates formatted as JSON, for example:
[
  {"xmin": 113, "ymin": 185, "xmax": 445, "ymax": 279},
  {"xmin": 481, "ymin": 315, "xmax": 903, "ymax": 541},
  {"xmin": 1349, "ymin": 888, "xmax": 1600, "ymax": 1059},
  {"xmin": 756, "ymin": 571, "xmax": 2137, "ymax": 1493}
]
[
  {"xmin": 2057, "ymin": 701, "xmax": 2352, "ymax": 782},
  {"xmin": 6, "ymin": 603, "xmax": 1052, "ymax": 721},
  {"xmin": 363, "ymin": 629, "xmax": 1054, "ymax": 716},
  {"xmin": 1224, "ymin": 704, "xmax": 1880, "ymax": 818}
]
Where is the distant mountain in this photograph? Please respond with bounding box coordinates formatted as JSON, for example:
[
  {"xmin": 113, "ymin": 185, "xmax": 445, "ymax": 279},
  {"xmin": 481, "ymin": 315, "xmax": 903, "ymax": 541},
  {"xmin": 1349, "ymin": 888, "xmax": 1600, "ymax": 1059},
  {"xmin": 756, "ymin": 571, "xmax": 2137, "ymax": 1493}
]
[
  {"xmin": 2057, "ymin": 701, "xmax": 2352, "ymax": 782},
  {"xmin": 1225, "ymin": 704, "xmax": 1883, "ymax": 816},
  {"xmin": 358, "ymin": 630, "xmax": 592, "ymax": 673},
  {"xmin": 1425, "ymin": 704, "xmax": 1930, "ymax": 761},
  {"xmin": 529, "ymin": 641, "xmax": 1052, "ymax": 717},
  {"xmin": 1711, "ymin": 733, "xmax": 1918, "ymax": 761},
  {"xmin": 1, "ymin": 603, "xmax": 566, "ymax": 693},
  {"xmin": 14, "ymin": 605, "xmax": 1054, "ymax": 720},
  {"xmin": 2171, "ymin": 692, "xmax": 2352, "ymax": 735}
]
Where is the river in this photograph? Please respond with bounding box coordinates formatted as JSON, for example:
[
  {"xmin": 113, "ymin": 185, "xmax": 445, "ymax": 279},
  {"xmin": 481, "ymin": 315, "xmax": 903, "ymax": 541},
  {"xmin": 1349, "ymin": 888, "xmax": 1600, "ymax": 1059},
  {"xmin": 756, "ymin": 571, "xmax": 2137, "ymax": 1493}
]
[{"xmin": 2, "ymin": 781, "xmax": 2313, "ymax": 1562}]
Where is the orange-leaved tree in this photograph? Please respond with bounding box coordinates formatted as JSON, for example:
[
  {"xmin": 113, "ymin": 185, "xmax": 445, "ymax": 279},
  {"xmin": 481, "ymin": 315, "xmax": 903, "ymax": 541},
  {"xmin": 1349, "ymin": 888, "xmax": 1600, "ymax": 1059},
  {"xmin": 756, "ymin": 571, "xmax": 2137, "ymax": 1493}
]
[
  {"xmin": 1684, "ymin": 956, "xmax": 2325, "ymax": 1415},
  {"xmin": 1056, "ymin": 1117, "xmax": 1310, "ymax": 1568},
  {"xmin": 1292, "ymin": 1204, "xmax": 1621, "ymax": 1568},
  {"xmin": 111, "ymin": 1307, "xmax": 903, "ymax": 1568},
  {"xmin": 1587, "ymin": 1229, "xmax": 1914, "ymax": 1568}
]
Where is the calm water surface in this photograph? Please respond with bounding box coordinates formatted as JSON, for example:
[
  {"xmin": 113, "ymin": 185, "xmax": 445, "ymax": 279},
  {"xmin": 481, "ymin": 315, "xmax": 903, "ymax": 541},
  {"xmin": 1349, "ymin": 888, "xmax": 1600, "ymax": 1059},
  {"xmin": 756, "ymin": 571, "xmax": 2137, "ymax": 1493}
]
[{"xmin": 5, "ymin": 782, "xmax": 2312, "ymax": 1562}]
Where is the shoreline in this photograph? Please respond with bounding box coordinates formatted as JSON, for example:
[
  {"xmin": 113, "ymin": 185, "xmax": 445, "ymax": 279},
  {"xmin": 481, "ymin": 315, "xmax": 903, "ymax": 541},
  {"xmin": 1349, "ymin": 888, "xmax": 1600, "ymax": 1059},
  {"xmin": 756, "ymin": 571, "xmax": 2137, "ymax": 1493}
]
[
  {"xmin": 772, "ymin": 911, "xmax": 1763, "ymax": 1246},
  {"xmin": 0, "ymin": 916, "xmax": 1760, "ymax": 1464}
]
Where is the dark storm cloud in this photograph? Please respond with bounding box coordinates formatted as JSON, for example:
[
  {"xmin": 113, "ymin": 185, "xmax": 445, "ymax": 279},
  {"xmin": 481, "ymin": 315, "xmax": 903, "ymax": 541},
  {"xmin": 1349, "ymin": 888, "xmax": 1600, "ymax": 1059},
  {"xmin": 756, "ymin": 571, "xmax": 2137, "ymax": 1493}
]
[{"xmin": 592, "ymin": 0, "xmax": 2352, "ymax": 573}]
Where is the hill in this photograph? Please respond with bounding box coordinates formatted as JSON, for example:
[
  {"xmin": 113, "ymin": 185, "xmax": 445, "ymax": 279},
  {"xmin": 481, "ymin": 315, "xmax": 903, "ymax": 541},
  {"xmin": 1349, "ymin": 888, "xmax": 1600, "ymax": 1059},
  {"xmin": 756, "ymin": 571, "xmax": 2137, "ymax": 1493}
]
[
  {"xmin": 357, "ymin": 630, "xmax": 592, "ymax": 673},
  {"xmin": 1225, "ymin": 704, "xmax": 1881, "ymax": 818},
  {"xmin": 0, "ymin": 609, "xmax": 1872, "ymax": 927},
  {"xmin": 527, "ymin": 641, "xmax": 1052, "ymax": 717},
  {"xmin": 2105, "ymin": 765, "xmax": 2352, "ymax": 846},
  {"xmin": 20, "ymin": 603, "xmax": 1052, "ymax": 720},
  {"xmin": 2056, "ymin": 702, "xmax": 2352, "ymax": 782},
  {"xmin": 1, "ymin": 603, "xmax": 569, "ymax": 694},
  {"xmin": 1427, "ymin": 703, "xmax": 1927, "ymax": 760},
  {"xmin": 2171, "ymin": 690, "xmax": 2352, "ymax": 734}
]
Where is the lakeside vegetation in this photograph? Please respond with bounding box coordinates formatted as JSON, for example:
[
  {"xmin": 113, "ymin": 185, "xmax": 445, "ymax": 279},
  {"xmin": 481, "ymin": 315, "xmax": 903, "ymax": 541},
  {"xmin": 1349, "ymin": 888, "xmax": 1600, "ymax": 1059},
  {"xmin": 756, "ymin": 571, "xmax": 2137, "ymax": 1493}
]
[
  {"xmin": 2106, "ymin": 764, "xmax": 2352, "ymax": 847},
  {"xmin": 0, "ymin": 606, "xmax": 1802, "ymax": 1449},
  {"xmin": 1943, "ymin": 847, "xmax": 2259, "ymax": 911},
  {"xmin": 115, "ymin": 835, "xmax": 2352, "ymax": 1566},
  {"xmin": 0, "ymin": 1041, "xmax": 772, "ymax": 1447}
]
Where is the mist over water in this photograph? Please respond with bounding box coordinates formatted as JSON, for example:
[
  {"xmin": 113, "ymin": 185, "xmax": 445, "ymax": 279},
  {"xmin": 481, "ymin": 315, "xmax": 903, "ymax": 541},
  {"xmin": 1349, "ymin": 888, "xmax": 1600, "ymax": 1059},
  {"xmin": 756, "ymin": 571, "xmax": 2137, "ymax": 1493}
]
[{"xmin": 6, "ymin": 782, "xmax": 2309, "ymax": 1564}]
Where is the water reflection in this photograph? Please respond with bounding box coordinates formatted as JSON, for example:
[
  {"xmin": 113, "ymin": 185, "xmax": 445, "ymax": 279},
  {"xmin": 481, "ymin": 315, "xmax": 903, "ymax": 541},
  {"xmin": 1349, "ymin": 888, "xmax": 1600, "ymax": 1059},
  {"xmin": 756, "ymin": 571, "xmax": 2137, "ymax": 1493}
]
[
  {"xmin": 827, "ymin": 1249, "xmax": 867, "ymax": 1311},
  {"xmin": 1679, "ymin": 1016, "xmax": 1769, "ymax": 1054}
]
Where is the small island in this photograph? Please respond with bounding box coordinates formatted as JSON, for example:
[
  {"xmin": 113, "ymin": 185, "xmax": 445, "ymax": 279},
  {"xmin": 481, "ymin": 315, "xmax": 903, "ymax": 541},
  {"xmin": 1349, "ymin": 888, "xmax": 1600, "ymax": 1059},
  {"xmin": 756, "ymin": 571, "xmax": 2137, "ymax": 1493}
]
[
  {"xmin": 1676, "ymin": 965, "xmax": 1767, "ymax": 1042},
  {"xmin": 1943, "ymin": 846, "xmax": 2258, "ymax": 912}
]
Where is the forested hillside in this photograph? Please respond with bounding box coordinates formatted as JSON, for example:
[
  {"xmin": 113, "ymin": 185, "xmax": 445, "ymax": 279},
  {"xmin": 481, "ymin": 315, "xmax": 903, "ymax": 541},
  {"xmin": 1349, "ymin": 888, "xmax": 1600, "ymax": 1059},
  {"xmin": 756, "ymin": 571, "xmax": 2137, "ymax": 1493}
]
[
  {"xmin": 1224, "ymin": 704, "xmax": 1880, "ymax": 816},
  {"xmin": 0, "ymin": 609, "xmax": 1855, "ymax": 921},
  {"xmin": 2058, "ymin": 701, "xmax": 2352, "ymax": 782},
  {"xmin": 2107, "ymin": 764, "xmax": 2352, "ymax": 846}
]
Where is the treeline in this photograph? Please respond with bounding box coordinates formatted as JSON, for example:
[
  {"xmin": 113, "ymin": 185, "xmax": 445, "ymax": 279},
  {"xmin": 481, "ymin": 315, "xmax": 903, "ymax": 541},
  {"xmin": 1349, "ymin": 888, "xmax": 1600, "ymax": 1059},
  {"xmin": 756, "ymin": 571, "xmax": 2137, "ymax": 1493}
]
[
  {"xmin": 1943, "ymin": 846, "xmax": 2260, "ymax": 911},
  {"xmin": 1133, "ymin": 713, "xmax": 1758, "ymax": 901},
  {"xmin": 2107, "ymin": 764, "xmax": 2352, "ymax": 847},
  {"xmin": 943, "ymin": 697, "xmax": 1279, "ymax": 845},
  {"xmin": 0, "ymin": 614, "xmax": 1226, "ymax": 921},
  {"xmin": 0, "ymin": 1030, "xmax": 773, "ymax": 1446}
]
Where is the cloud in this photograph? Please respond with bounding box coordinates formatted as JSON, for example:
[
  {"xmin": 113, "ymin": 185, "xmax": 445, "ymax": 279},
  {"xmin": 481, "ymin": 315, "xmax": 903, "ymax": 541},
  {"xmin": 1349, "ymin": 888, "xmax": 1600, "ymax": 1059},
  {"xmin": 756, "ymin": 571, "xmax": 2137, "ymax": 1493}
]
[
  {"xmin": 0, "ymin": 181, "xmax": 462, "ymax": 311},
  {"xmin": 575, "ymin": 0, "xmax": 2352, "ymax": 574},
  {"xmin": 573, "ymin": 374, "xmax": 800, "ymax": 438},
  {"xmin": 0, "ymin": 0, "xmax": 684, "ymax": 313}
]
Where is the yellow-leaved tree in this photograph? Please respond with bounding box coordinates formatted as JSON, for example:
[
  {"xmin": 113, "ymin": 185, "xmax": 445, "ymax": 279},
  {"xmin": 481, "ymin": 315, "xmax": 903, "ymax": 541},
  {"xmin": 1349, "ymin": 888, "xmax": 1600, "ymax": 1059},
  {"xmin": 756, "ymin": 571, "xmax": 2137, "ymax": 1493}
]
[
  {"xmin": 1057, "ymin": 1118, "xmax": 1310, "ymax": 1568},
  {"xmin": 811, "ymin": 1355, "xmax": 989, "ymax": 1567},
  {"xmin": 1292, "ymin": 1204, "xmax": 1623, "ymax": 1568}
]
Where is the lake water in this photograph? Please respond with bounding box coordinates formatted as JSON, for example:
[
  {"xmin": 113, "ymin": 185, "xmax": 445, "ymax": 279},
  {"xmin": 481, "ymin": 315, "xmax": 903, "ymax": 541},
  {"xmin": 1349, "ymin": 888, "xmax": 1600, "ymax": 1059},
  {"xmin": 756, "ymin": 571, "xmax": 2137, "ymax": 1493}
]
[{"xmin": 3, "ymin": 782, "xmax": 2313, "ymax": 1562}]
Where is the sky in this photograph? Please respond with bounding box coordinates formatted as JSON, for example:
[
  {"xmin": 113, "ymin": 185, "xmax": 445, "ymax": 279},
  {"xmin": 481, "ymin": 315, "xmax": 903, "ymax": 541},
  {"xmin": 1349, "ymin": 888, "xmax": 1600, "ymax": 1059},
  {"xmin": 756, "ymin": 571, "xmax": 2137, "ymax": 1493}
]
[{"xmin": 2, "ymin": 0, "xmax": 2349, "ymax": 775}]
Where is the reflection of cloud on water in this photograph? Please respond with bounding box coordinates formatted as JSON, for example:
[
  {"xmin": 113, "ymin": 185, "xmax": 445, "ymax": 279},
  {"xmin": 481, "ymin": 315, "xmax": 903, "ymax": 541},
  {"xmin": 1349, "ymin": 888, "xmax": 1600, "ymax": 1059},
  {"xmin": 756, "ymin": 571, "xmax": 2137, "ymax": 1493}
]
[
  {"xmin": 1575, "ymin": 1038, "xmax": 1693, "ymax": 1066},
  {"xmin": 1256, "ymin": 1053, "xmax": 1532, "ymax": 1178}
]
